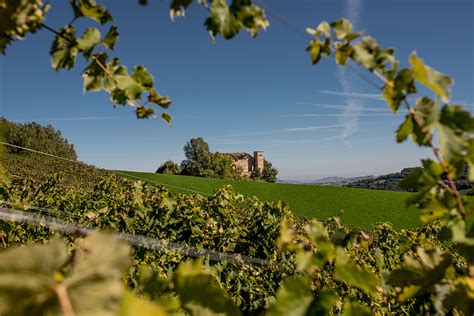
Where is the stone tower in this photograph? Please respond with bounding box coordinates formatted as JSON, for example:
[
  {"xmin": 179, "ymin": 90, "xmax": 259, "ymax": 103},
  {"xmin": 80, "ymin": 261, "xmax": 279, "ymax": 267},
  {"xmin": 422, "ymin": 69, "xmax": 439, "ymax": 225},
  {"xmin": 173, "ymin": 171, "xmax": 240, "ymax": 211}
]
[{"xmin": 253, "ymin": 151, "xmax": 264, "ymax": 172}]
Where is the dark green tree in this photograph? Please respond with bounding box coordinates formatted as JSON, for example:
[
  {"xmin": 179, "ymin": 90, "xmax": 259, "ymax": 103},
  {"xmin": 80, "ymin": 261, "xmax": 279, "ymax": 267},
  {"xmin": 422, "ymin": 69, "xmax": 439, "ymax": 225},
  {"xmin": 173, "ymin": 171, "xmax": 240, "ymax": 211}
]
[
  {"xmin": 209, "ymin": 153, "xmax": 242, "ymax": 179},
  {"xmin": 262, "ymin": 160, "xmax": 278, "ymax": 182},
  {"xmin": 156, "ymin": 160, "xmax": 180, "ymax": 174},
  {"xmin": 180, "ymin": 137, "xmax": 211, "ymax": 176}
]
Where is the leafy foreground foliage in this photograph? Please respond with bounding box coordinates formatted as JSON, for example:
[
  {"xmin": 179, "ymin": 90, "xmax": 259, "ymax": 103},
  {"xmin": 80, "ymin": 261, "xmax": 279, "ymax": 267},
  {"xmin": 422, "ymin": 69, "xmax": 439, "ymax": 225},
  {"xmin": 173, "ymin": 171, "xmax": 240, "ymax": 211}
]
[
  {"xmin": 1, "ymin": 176, "xmax": 473, "ymax": 315},
  {"xmin": 1, "ymin": 7, "xmax": 474, "ymax": 315},
  {"xmin": 2, "ymin": 176, "xmax": 295, "ymax": 314}
]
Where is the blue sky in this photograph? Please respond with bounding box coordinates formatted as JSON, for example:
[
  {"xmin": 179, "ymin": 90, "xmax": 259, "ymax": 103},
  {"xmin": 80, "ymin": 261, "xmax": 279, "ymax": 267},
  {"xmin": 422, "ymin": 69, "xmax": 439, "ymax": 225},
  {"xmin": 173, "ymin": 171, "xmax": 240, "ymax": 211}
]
[{"xmin": 1, "ymin": 0, "xmax": 472, "ymax": 180}]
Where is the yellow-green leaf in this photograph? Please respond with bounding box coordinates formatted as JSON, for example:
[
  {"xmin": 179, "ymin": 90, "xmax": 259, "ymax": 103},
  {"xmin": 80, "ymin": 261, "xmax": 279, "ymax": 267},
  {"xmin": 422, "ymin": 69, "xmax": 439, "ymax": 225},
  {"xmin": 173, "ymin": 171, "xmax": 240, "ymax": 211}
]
[{"xmin": 410, "ymin": 53, "xmax": 453, "ymax": 103}]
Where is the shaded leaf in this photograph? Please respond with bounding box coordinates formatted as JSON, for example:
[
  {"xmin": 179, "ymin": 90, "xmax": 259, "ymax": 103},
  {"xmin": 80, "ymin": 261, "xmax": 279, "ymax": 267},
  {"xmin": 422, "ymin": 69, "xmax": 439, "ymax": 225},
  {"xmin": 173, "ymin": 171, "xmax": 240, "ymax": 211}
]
[
  {"xmin": 306, "ymin": 290, "xmax": 338, "ymax": 315},
  {"xmin": 174, "ymin": 260, "xmax": 241, "ymax": 316},
  {"xmin": 334, "ymin": 248, "xmax": 380, "ymax": 298},
  {"xmin": 170, "ymin": 0, "xmax": 193, "ymax": 20},
  {"xmin": 0, "ymin": 238, "xmax": 68, "ymax": 315},
  {"xmin": 342, "ymin": 299, "xmax": 372, "ymax": 316},
  {"xmin": 442, "ymin": 277, "xmax": 474, "ymax": 316},
  {"xmin": 387, "ymin": 247, "xmax": 452, "ymax": 301},
  {"xmin": 71, "ymin": 0, "xmax": 113, "ymax": 24},
  {"xmin": 50, "ymin": 26, "xmax": 79, "ymax": 71},
  {"xmin": 65, "ymin": 233, "xmax": 131, "ymax": 316},
  {"xmin": 383, "ymin": 68, "xmax": 416, "ymax": 112},
  {"xmin": 205, "ymin": 0, "xmax": 242, "ymax": 39},
  {"xmin": 267, "ymin": 276, "xmax": 313, "ymax": 316},
  {"xmin": 103, "ymin": 26, "xmax": 119, "ymax": 50},
  {"xmin": 396, "ymin": 114, "xmax": 414, "ymax": 143}
]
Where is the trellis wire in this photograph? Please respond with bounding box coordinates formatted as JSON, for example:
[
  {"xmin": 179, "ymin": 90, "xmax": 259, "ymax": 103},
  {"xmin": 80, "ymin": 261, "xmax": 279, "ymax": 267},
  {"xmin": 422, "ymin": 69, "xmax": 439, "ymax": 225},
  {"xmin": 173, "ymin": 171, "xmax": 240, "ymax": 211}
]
[{"xmin": 0, "ymin": 206, "xmax": 272, "ymax": 267}]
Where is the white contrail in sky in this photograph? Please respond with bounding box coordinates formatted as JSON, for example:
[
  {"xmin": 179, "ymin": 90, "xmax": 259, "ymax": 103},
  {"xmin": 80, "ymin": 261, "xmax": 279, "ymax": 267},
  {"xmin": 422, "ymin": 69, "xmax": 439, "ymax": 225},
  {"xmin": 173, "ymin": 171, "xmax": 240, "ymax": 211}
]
[
  {"xmin": 296, "ymin": 102, "xmax": 391, "ymax": 112},
  {"xmin": 319, "ymin": 90, "xmax": 383, "ymax": 100},
  {"xmin": 336, "ymin": 0, "xmax": 362, "ymax": 146}
]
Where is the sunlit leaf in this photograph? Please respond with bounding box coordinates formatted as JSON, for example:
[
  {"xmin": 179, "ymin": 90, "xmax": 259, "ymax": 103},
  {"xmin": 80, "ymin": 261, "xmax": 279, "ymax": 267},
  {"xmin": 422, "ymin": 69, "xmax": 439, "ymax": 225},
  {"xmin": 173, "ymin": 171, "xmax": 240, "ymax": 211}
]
[{"xmin": 410, "ymin": 53, "xmax": 453, "ymax": 102}]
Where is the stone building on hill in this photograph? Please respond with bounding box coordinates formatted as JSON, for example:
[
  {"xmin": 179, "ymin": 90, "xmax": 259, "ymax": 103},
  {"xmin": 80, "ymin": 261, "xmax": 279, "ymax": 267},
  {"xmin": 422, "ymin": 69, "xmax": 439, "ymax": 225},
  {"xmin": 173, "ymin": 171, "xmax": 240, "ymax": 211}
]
[{"xmin": 221, "ymin": 151, "xmax": 264, "ymax": 176}]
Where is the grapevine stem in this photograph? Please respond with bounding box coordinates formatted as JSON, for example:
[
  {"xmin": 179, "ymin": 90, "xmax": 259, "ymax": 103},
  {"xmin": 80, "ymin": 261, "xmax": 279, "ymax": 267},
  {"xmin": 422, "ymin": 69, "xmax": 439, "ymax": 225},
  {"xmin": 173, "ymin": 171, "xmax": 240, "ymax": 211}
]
[
  {"xmin": 341, "ymin": 49, "xmax": 468, "ymax": 219},
  {"xmin": 41, "ymin": 23, "xmax": 138, "ymax": 108},
  {"xmin": 54, "ymin": 283, "xmax": 75, "ymax": 316}
]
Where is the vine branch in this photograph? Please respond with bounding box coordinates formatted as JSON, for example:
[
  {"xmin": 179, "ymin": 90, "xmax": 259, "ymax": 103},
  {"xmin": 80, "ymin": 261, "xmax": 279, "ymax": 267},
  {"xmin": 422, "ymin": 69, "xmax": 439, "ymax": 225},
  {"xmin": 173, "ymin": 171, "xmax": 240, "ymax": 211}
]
[{"xmin": 54, "ymin": 283, "xmax": 75, "ymax": 316}]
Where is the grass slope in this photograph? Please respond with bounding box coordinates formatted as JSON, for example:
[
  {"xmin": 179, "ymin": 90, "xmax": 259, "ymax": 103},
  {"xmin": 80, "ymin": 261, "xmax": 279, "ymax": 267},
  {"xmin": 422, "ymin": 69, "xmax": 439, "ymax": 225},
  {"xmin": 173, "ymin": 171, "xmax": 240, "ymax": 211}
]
[{"xmin": 115, "ymin": 171, "xmax": 425, "ymax": 230}]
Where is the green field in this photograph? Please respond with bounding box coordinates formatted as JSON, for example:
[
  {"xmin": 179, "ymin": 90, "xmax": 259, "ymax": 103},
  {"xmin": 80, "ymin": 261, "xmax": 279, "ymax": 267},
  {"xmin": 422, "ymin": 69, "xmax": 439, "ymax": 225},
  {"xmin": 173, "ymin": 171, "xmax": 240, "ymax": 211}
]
[{"xmin": 114, "ymin": 170, "xmax": 430, "ymax": 230}]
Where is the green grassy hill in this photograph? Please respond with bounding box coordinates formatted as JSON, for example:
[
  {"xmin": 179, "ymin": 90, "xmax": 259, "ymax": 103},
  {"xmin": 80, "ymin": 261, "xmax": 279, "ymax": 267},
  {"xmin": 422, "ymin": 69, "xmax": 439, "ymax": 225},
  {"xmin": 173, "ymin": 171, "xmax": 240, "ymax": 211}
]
[{"xmin": 115, "ymin": 171, "xmax": 427, "ymax": 230}]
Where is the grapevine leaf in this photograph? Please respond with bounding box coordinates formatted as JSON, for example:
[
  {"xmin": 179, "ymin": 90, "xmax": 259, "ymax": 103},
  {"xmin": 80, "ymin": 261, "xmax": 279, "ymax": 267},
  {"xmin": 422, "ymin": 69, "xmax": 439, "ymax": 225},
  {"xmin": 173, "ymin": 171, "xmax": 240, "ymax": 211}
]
[
  {"xmin": 233, "ymin": 1, "xmax": 269, "ymax": 37},
  {"xmin": 306, "ymin": 290, "xmax": 338, "ymax": 315},
  {"xmin": 65, "ymin": 233, "xmax": 131, "ymax": 316},
  {"xmin": 119, "ymin": 291, "xmax": 167, "ymax": 316},
  {"xmin": 440, "ymin": 104, "xmax": 474, "ymax": 133},
  {"xmin": 351, "ymin": 36, "xmax": 394, "ymax": 71},
  {"xmin": 316, "ymin": 21, "xmax": 330, "ymax": 37},
  {"xmin": 82, "ymin": 54, "xmax": 108, "ymax": 92},
  {"xmin": 136, "ymin": 106, "xmax": 156, "ymax": 119},
  {"xmin": 149, "ymin": 89, "xmax": 172, "ymax": 108},
  {"xmin": 438, "ymin": 124, "xmax": 467, "ymax": 164},
  {"xmin": 306, "ymin": 40, "xmax": 322, "ymax": 64},
  {"xmin": 267, "ymin": 276, "xmax": 313, "ymax": 316},
  {"xmin": 387, "ymin": 247, "xmax": 452, "ymax": 301},
  {"xmin": 77, "ymin": 27, "xmax": 101, "ymax": 52},
  {"xmin": 114, "ymin": 69, "xmax": 143, "ymax": 101},
  {"xmin": 161, "ymin": 112, "xmax": 172, "ymax": 123},
  {"xmin": 0, "ymin": 239, "xmax": 68, "ymax": 315},
  {"xmin": 330, "ymin": 19, "xmax": 353, "ymax": 40},
  {"xmin": 50, "ymin": 26, "xmax": 79, "ymax": 71},
  {"xmin": 396, "ymin": 114, "xmax": 414, "ymax": 143},
  {"xmin": 413, "ymin": 97, "xmax": 439, "ymax": 131},
  {"xmin": 334, "ymin": 248, "xmax": 380, "ymax": 298},
  {"xmin": 351, "ymin": 37, "xmax": 378, "ymax": 70},
  {"xmin": 335, "ymin": 43, "xmax": 354, "ymax": 65},
  {"xmin": 342, "ymin": 299, "xmax": 372, "ymax": 316},
  {"xmin": 103, "ymin": 26, "xmax": 119, "ymax": 50},
  {"xmin": 111, "ymin": 88, "xmax": 127, "ymax": 105},
  {"xmin": 410, "ymin": 53, "xmax": 453, "ymax": 102},
  {"xmin": 170, "ymin": 0, "xmax": 193, "ymax": 20},
  {"xmin": 132, "ymin": 66, "xmax": 154, "ymax": 88},
  {"xmin": 205, "ymin": 0, "xmax": 242, "ymax": 39},
  {"xmin": 442, "ymin": 277, "xmax": 474, "ymax": 316},
  {"xmin": 71, "ymin": 0, "xmax": 113, "ymax": 24},
  {"xmin": 383, "ymin": 68, "xmax": 416, "ymax": 112},
  {"xmin": 174, "ymin": 259, "xmax": 241, "ymax": 316}
]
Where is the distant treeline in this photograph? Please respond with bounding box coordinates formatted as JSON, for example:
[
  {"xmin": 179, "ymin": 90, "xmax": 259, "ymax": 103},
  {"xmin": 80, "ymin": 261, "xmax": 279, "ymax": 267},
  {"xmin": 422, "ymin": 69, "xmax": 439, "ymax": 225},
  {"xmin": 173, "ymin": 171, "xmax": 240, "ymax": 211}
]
[{"xmin": 1, "ymin": 118, "xmax": 77, "ymax": 160}]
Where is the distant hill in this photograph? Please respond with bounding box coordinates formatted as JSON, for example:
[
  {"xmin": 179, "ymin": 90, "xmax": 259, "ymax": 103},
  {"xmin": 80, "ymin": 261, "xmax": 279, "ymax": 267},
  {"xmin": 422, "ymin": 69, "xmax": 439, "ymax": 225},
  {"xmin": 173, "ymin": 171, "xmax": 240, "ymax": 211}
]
[
  {"xmin": 1, "ymin": 119, "xmax": 109, "ymax": 191},
  {"xmin": 348, "ymin": 167, "xmax": 473, "ymax": 193},
  {"xmin": 278, "ymin": 175, "xmax": 374, "ymax": 186}
]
